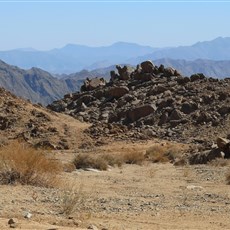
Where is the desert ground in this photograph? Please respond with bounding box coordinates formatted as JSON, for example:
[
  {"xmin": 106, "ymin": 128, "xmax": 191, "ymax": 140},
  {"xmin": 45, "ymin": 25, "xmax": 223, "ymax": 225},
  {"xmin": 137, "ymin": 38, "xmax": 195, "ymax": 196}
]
[{"xmin": 1, "ymin": 140, "xmax": 230, "ymax": 230}]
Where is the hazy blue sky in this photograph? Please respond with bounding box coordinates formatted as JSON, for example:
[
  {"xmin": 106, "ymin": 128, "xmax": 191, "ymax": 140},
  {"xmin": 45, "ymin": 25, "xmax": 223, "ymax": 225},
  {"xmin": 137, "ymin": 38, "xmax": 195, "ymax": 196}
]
[{"xmin": 0, "ymin": 1, "xmax": 230, "ymax": 50}]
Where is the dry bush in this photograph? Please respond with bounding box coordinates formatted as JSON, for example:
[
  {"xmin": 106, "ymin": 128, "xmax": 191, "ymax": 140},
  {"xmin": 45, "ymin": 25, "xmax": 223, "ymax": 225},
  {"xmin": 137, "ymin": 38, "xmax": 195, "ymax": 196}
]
[
  {"xmin": 0, "ymin": 141, "xmax": 61, "ymax": 187},
  {"xmin": 73, "ymin": 153, "xmax": 108, "ymax": 170},
  {"xmin": 73, "ymin": 151, "xmax": 145, "ymax": 170},
  {"xmin": 145, "ymin": 143, "xmax": 182, "ymax": 163},
  {"xmin": 59, "ymin": 182, "xmax": 85, "ymax": 216},
  {"xmin": 101, "ymin": 153, "xmax": 124, "ymax": 167},
  {"xmin": 122, "ymin": 151, "xmax": 145, "ymax": 165}
]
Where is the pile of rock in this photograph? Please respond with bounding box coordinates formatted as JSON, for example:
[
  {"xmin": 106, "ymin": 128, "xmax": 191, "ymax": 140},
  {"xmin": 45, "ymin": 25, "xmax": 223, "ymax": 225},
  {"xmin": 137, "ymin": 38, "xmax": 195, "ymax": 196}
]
[{"xmin": 48, "ymin": 60, "xmax": 230, "ymax": 147}]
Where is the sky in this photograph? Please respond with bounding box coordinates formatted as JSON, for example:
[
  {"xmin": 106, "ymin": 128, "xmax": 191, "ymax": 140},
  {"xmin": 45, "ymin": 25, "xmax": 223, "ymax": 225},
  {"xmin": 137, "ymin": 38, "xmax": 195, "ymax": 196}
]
[{"xmin": 0, "ymin": 1, "xmax": 230, "ymax": 50}]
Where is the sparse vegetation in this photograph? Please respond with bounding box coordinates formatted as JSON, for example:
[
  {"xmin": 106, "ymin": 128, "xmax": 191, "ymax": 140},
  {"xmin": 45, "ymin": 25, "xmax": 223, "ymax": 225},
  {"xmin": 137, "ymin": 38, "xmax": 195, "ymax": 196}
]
[
  {"xmin": 209, "ymin": 158, "xmax": 230, "ymax": 167},
  {"xmin": 145, "ymin": 143, "xmax": 182, "ymax": 163},
  {"xmin": 0, "ymin": 141, "xmax": 61, "ymax": 187},
  {"xmin": 59, "ymin": 182, "xmax": 85, "ymax": 216},
  {"xmin": 73, "ymin": 153, "xmax": 108, "ymax": 170},
  {"xmin": 122, "ymin": 151, "xmax": 145, "ymax": 165},
  {"xmin": 73, "ymin": 151, "xmax": 145, "ymax": 170}
]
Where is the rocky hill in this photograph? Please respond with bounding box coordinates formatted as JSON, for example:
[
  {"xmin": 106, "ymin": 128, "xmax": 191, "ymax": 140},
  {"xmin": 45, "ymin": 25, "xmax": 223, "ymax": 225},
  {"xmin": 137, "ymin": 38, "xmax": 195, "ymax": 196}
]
[
  {"xmin": 48, "ymin": 61, "xmax": 230, "ymax": 150},
  {"xmin": 0, "ymin": 60, "xmax": 83, "ymax": 105},
  {"xmin": 0, "ymin": 87, "xmax": 90, "ymax": 149}
]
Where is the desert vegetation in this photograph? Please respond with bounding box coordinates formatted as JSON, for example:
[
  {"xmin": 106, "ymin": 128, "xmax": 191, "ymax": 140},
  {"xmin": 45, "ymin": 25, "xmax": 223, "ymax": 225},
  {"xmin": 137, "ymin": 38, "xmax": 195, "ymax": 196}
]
[{"xmin": 0, "ymin": 141, "xmax": 61, "ymax": 187}]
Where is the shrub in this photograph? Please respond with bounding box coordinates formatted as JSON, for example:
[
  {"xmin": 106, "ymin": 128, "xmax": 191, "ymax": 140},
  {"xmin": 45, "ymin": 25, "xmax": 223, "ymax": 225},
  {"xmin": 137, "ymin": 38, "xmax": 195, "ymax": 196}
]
[
  {"xmin": 73, "ymin": 153, "xmax": 108, "ymax": 170},
  {"xmin": 145, "ymin": 143, "xmax": 182, "ymax": 163},
  {"xmin": 0, "ymin": 141, "xmax": 61, "ymax": 187},
  {"xmin": 123, "ymin": 151, "xmax": 145, "ymax": 165},
  {"xmin": 73, "ymin": 151, "xmax": 145, "ymax": 170}
]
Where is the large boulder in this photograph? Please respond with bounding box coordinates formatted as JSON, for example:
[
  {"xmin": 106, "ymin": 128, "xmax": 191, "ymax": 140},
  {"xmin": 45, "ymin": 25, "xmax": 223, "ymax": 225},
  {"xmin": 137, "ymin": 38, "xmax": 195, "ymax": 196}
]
[
  {"xmin": 140, "ymin": 60, "xmax": 155, "ymax": 73},
  {"xmin": 116, "ymin": 65, "xmax": 133, "ymax": 80},
  {"xmin": 181, "ymin": 102, "xmax": 198, "ymax": 114},
  {"xmin": 127, "ymin": 104, "xmax": 156, "ymax": 122},
  {"xmin": 81, "ymin": 77, "xmax": 106, "ymax": 91},
  {"xmin": 216, "ymin": 137, "xmax": 230, "ymax": 158},
  {"xmin": 108, "ymin": 86, "xmax": 129, "ymax": 99}
]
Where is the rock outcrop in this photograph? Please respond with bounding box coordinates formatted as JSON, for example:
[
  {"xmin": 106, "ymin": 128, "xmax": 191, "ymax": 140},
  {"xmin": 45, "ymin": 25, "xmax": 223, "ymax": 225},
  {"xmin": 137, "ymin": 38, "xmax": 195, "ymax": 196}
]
[{"xmin": 48, "ymin": 61, "xmax": 230, "ymax": 151}]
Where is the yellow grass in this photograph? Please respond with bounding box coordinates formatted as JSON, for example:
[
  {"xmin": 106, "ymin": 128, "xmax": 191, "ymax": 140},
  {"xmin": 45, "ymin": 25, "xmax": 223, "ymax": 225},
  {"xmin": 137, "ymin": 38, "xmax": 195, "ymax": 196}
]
[{"xmin": 0, "ymin": 141, "xmax": 61, "ymax": 187}]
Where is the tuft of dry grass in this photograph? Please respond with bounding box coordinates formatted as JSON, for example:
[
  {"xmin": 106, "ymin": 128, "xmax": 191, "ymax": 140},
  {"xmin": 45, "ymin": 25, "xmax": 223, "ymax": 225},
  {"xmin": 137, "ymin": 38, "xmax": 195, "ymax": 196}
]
[
  {"xmin": 0, "ymin": 141, "xmax": 61, "ymax": 187},
  {"xmin": 73, "ymin": 151, "xmax": 145, "ymax": 170},
  {"xmin": 145, "ymin": 143, "xmax": 183, "ymax": 163},
  {"xmin": 73, "ymin": 153, "xmax": 108, "ymax": 170},
  {"xmin": 59, "ymin": 182, "xmax": 85, "ymax": 216},
  {"xmin": 122, "ymin": 151, "xmax": 145, "ymax": 165}
]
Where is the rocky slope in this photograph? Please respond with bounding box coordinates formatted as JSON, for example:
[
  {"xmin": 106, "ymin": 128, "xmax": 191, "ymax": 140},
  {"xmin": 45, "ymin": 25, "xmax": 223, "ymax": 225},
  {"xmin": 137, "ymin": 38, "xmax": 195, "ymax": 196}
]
[
  {"xmin": 0, "ymin": 60, "xmax": 83, "ymax": 105},
  {"xmin": 48, "ymin": 61, "xmax": 230, "ymax": 149},
  {"xmin": 0, "ymin": 87, "xmax": 90, "ymax": 149}
]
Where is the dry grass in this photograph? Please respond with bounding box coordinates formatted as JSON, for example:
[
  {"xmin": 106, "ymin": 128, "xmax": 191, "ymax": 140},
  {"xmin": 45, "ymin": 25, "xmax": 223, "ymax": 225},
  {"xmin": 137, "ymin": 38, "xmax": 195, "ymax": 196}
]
[
  {"xmin": 122, "ymin": 151, "xmax": 145, "ymax": 165},
  {"xmin": 73, "ymin": 153, "xmax": 108, "ymax": 170},
  {"xmin": 0, "ymin": 141, "xmax": 61, "ymax": 187},
  {"xmin": 59, "ymin": 182, "xmax": 85, "ymax": 216},
  {"xmin": 209, "ymin": 158, "xmax": 230, "ymax": 167},
  {"xmin": 226, "ymin": 170, "xmax": 230, "ymax": 185},
  {"xmin": 73, "ymin": 151, "xmax": 145, "ymax": 170},
  {"xmin": 145, "ymin": 143, "xmax": 182, "ymax": 163}
]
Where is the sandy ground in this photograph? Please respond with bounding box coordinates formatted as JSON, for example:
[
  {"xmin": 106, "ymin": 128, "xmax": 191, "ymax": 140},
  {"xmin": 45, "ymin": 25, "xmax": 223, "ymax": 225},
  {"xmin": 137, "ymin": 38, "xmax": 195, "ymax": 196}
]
[{"xmin": 1, "ymin": 140, "xmax": 230, "ymax": 229}]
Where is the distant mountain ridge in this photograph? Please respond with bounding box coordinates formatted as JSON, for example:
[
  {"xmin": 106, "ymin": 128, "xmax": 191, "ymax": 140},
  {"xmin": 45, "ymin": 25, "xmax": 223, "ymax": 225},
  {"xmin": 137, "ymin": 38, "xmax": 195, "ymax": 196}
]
[
  {"xmin": 1, "ymin": 37, "xmax": 230, "ymax": 74},
  {"xmin": 131, "ymin": 37, "xmax": 230, "ymax": 63},
  {"xmin": 0, "ymin": 42, "xmax": 156, "ymax": 74},
  {"xmin": 0, "ymin": 60, "xmax": 83, "ymax": 105}
]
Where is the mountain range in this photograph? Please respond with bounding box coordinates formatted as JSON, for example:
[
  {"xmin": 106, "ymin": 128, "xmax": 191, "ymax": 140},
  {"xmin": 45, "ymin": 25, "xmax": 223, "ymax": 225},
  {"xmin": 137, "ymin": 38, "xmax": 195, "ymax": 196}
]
[
  {"xmin": 2, "ymin": 37, "xmax": 230, "ymax": 105},
  {"xmin": 1, "ymin": 37, "xmax": 230, "ymax": 74},
  {"xmin": 0, "ymin": 60, "xmax": 83, "ymax": 105},
  {"xmin": 2, "ymin": 57, "xmax": 230, "ymax": 106}
]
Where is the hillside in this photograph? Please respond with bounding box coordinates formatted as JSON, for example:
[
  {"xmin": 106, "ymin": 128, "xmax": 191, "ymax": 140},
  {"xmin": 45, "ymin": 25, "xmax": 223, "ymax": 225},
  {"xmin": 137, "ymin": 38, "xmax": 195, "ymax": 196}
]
[
  {"xmin": 0, "ymin": 60, "xmax": 83, "ymax": 105},
  {"xmin": 0, "ymin": 87, "xmax": 90, "ymax": 149}
]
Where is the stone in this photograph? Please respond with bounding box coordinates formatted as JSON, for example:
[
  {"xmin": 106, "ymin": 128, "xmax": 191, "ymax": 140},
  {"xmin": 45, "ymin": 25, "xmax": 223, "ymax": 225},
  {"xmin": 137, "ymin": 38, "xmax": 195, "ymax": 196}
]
[
  {"xmin": 81, "ymin": 77, "xmax": 106, "ymax": 91},
  {"xmin": 189, "ymin": 148, "xmax": 223, "ymax": 164},
  {"xmin": 216, "ymin": 137, "xmax": 230, "ymax": 158},
  {"xmin": 127, "ymin": 105, "xmax": 156, "ymax": 122},
  {"xmin": 181, "ymin": 102, "xmax": 198, "ymax": 114},
  {"xmin": 116, "ymin": 65, "xmax": 133, "ymax": 80},
  {"xmin": 140, "ymin": 60, "xmax": 155, "ymax": 73},
  {"xmin": 8, "ymin": 218, "xmax": 17, "ymax": 225},
  {"xmin": 108, "ymin": 86, "xmax": 129, "ymax": 98},
  {"xmin": 87, "ymin": 224, "xmax": 99, "ymax": 230},
  {"xmin": 190, "ymin": 73, "xmax": 205, "ymax": 82},
  {"xmin": 168, "ymin": 109, "xmax": 183, "ymax": 121}
]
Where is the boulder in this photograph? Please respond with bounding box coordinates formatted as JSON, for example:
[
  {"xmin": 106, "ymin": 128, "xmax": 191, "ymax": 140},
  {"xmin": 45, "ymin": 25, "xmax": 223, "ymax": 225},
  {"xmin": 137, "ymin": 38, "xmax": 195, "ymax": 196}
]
[
  {"xmin": 140, "ymin": 60, "xmax": 155, "ymax": 73},
  {"xmin": 108, "ymin": 86, "xmax": 129, "ymax": 98},
  {"xmin": 168, "ymin": 109, "xmax": 183, "ymax": 121},
  {"xmin": 81, "ymin": 77, "xmax": 106, "ymax": 91},
  {"xmin": 181, "ymin": 102, "xmax": 198, "ymax": 114},
  {"xmin": 189, "ymin": 148, "xmax": 223, "ymax": 164},
  {"xmin": 127, "ymin": 105, "xmax": 156, "ymax": 122},
  {"xmin": 216, "ymin": 137, "xmax": 230, "ymax": 158},
  {"xmin": 190, "ymin": 73, "xmax": 205, "ymax": 82},
  {"xmin": 116, "ymin": 65, "xmax": 133, "ymax": 80}
]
